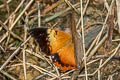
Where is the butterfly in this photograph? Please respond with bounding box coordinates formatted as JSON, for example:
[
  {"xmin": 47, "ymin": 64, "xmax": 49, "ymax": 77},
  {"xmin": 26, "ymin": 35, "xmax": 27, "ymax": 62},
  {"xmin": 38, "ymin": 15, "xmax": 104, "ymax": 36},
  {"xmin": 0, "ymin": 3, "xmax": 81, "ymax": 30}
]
[{"xmin": 29, "ymin": 26, "xmax": 102, "ymax": 71}]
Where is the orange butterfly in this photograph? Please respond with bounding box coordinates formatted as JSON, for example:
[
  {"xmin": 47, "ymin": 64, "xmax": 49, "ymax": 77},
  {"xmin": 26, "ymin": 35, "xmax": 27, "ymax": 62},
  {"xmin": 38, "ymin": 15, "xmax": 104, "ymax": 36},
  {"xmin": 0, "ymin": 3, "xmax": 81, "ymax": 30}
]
[{"xmin": 29, "ymin": 26, "xmax": 102, "ymax": 71}]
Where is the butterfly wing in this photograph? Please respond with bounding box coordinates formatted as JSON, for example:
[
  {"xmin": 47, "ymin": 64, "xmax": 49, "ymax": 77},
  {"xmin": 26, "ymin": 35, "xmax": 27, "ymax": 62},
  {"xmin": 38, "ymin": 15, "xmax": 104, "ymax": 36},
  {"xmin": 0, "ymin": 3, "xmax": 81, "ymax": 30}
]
[
  {"xmin": 29, "ymin": 27, "xmax": 72, "ymax": 55},
  {"xmin": 51, "ymin": 42, "xmax": 76, "ymax": 71},
  {"xmin": 29, "ymin": 27, "xmax": 51, "ymax": 55},
  {"xmin": 29, "ymin": 27, "xmax": 76, "ymax": 71}
]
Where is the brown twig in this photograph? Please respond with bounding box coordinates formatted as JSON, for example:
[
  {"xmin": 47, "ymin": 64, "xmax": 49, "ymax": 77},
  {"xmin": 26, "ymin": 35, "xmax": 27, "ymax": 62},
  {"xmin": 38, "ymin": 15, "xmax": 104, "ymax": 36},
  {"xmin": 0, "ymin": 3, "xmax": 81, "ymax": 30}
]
[
  {"xmin": 105, "ymin": 12, "xmax": 114, "ymax": 52},
  {"xmin": 71, "ymin": 11, "xmax": 84, "ymax": 79}
]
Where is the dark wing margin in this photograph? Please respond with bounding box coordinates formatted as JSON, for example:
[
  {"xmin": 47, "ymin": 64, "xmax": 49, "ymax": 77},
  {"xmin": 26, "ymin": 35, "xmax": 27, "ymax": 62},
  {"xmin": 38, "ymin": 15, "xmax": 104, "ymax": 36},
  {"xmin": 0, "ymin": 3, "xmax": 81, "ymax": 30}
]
[
  {"xmin": 29, "ymin": 27, "xmax": 51, "ymax": 55},
  {"xmin": 51, "ymin": 53, "xmax": 75, "ymax": 68}
]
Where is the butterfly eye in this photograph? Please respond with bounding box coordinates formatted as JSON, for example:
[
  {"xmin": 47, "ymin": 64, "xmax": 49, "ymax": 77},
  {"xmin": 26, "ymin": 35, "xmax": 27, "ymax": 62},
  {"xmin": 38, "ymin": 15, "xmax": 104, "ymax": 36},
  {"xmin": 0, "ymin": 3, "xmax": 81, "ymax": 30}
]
[{"xmin": 51, "ymin": 53, "xmax": 60, "ymax": 62}]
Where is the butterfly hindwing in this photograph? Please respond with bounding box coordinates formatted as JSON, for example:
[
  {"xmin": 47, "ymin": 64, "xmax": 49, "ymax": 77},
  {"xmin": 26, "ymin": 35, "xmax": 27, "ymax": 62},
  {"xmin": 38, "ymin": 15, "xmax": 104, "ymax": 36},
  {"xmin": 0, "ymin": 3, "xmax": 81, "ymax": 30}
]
[{"xmin": 51, "ymin": 42, "xmax": 76, "ymax": 71}]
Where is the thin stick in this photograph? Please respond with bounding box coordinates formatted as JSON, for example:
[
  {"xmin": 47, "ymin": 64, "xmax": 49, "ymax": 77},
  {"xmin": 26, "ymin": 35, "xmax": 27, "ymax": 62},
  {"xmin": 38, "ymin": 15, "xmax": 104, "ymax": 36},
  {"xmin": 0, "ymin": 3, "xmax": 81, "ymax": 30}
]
[
  {"xmin": 98, "ymin": 59, "xmax": 103, "ymax": 80},
  {"xmin": 76, "ymin": 0, "xmax": 90, "ymax": 29},
  {"xmin": 37, "ymin": 1, "xmax": 41, "ymax": 27},
  {"xmin": 112, "ymin": 39, "xmax": 120, "ymax": 42},
  {"xmin": 22, "ymin": 16, "xmax": 28, "ymax": 80},
  {"xmin": 80, "ymin": 0, "xmax": 88, "ymax": 79},
  {"xmin": 116, "ymin": 0, "xmax": 120, "ymax": 33},
  {"xmin": 65, "ymin": 0, "xmax": 79, "ymax": 14}
]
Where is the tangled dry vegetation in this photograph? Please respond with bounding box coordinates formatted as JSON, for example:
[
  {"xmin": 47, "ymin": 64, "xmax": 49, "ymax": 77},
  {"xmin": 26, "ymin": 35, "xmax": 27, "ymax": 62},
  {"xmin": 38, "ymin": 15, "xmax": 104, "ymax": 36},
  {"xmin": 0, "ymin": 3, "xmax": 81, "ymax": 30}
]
[{"xmin": 0, "ymin": 0, "xmax": 120, "ymax": 80}]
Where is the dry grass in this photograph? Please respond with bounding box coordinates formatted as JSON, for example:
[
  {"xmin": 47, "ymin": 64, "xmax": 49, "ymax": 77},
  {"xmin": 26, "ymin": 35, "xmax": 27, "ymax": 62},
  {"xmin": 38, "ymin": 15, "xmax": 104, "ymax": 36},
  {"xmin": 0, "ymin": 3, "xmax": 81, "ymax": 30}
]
[{"xmin": 0, "ymin": 0, "xmax": 120, "ymax": 80}]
